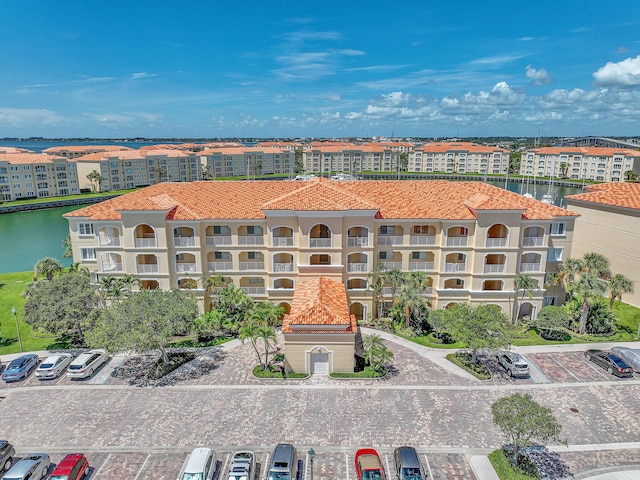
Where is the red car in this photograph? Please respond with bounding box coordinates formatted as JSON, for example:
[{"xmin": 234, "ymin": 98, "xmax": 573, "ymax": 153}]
[
  {"xmin": 355, "ymin": 448, "xmax": 386, "ymax": 480},
  {"xmin": 49, "ymin": 453, "xmax": 90, "ymax": 480}
]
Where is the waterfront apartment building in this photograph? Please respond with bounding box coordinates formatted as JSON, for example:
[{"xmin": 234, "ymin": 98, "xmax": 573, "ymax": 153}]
[
  {"xmin": 65, "ymin": 178, "xmax": 577, "ymax": 321},
  {"xmin": 0, "ymin": 153, "xmax": 80, "ymax": 201},
  {"xmin": 520, "ymin": 147, "xmax": 640, "ymax": 182},
  {"xmin": 302, "ymin": 143, "xmax": 407, "ymax": 173},
  {"xmin": 566, "ymin": 183, "xmax": 640, "ymax": 307},
  {"xmin": 199, "ymin": 146, "xmax": 296, "ymax": 178},
  {"xmin": 42, "ymin": 145, "xmax": 134, "ymax": 159},
  {"xmin": 408, "ymin": 142, "xmax": 510, "ymax": 174}
]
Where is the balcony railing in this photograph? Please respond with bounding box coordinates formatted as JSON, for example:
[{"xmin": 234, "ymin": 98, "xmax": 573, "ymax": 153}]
[
  {"xmin": 377, "ymin": 235, "xmax": 403, "ymax": 246},
  {"xmin": 483, "ymin": 264, "xmax": 506, "ymax": 273},
  {"xmin": 272, "ymin": 236, "xmax": 294, "ymax": 247},
  {"xmin": 410, "ymin": 235, "xmax": 436, "ymax": 246},
  {"xmin": 520, "ymin": 262, "xmax": 541, "ymax": 272},
  {"xmin": 102, "ymin": 263, "xmax": 123, "ymax": 273},
  {"xmin": 444, "ymin": 262, "xmax": 466, "ymax": 272},
  {"xmin": 446, "ymin": 236, "xmax": 469, "ymax": 247},
  {"xmin": 241, "ymin": 287, "xmax": 266, "ymax": 295},
  {"xmin": 381, "ymin": 287, "xmax": 394, "ymax": 295},
  {"xmin": 522, "ymin": 237, "xmax": 544, "ymax": 247},
  {"xmin": 205, "ymin": 236, "xmax": 232, "ymax": 246},
  {"xmin": 409, "ymin": 261, "xmax": 434, "ymax": 271},
  {"xmin": 174, "ymin": 236, "xmax": 196, "ymax": 247},
  {"xmin": 347, "ymin": 236, "xmax": 369, "ymax": 247},
  {"xmin": 485, "ymin": 237, "xmax": 507, "ymax": 248},
  {"xmin": 175, "ymin": 262, "xmax": 197, "ymax": 273},
  {"xmin": 136, "ymin": 264, "xmax": 159, "ymax": 274},
  {"xmin": 208, "ymin": 261, "xmax": 232, "ymax": 271},
  {"xmin": 239, "ymin": 262, "xmax": 264, "ymax": 271},
  {"xmin": 309, "ymin": 238, "xmax": 332, "ymax": 248},
  {"xmin": 238, "ymin": 236, "xmax": 264, "ymax": 246},
  {"xmin": 274, "ymin": 262, "xmax": 294, "ymax": 272},
  {"xmin": 99, "ymin": 236, "xmax": 121, "ymax": 247},
  {"xmin": 380, "ymin": 261, "xmax": 402, "ymax": 270},
  {"xmin": 135, "ymin": 237, "xmax": 157, "ymax": 248},
  {"xmin": 347, "ymin": 262, "xmax": 368, "ymax": 272}
]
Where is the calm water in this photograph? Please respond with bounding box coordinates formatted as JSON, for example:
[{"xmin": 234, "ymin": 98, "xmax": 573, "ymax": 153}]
[{"xmin": 0, "ymin": 180, "xmax": 584, "ymax": 274}]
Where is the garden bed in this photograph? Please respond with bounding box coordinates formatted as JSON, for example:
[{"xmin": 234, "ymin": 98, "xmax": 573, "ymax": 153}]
[
  {"xmin": 112, "ymin": 351, "xmax": 196, "ymax": 385},
  {"xmin": 330, "ymin": 366, "xmax": 387, "ymax": 378},
  {"xmin": 446, "ymin": 352, "xmax": 491, "ymax": 380},
  {"xmin": 251, "ymin": 365, "xmax": 308, "ymax": 379}
]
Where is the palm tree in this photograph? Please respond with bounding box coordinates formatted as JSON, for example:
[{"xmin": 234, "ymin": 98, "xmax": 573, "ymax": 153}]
[
  {"xmin": 120, "ymin": 274, "xmax": 141, "ymax": 294},
  {"xmin": 33, "ymin": 257, "xmax": 63, "ymax": 281},
  {"xmin": 513, "ymin": 274, "xmax": 540, "ymax": 324},
  {"xmin": 257, "ymin": 324, "xmax": 277, "ymax": 370},
  {"xmin": 62, "ymin": 235, "xmax": 73, "ymax": 258},
  {"xmin": 555, "ymin": 258, "xmax": 585, "ymax": 301},
  {"xmin": 385, "ymin": 268, "xmax": 405, "ymax": 297},
  {"xmin": 583, "ymin": 252, "xmax": 611, "ymax": 280},
  {"xmin": 575, "ymin": 273, "xmax": 609, "ymax": 334},
  {"xmin": 608, "ymin": 273, "xmax": 634, "ymax": 310},
  {"xmin": 252, "ymin": 302, "xmax": 285, "ymax": 327},
  {"xmin": 202, "ymin": 274, "xmax": 226, "ymax": 311},
  {"xmin": 239, "ymin": 321, "xmax": 263, "ymax": 366},
  {"xmin": 86, "ymin": 170, "xmax": 104, "ymax": 192},
  {"xmin": 99, "ymin": 276, "xmax": 125, "ymax": 306},
  {"xmin": 362, "ymin": 334, "xmax": 394, "ymax": 373},
  {"xmin": 367, "ymin": 263, "xmax": 387, "ymax": 320},
  {"xmin": 396, "ymin": 285, "xmax": 428, "ymax": 329}
]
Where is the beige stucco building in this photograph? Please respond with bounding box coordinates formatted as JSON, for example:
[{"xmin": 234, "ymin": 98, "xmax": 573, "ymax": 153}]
[
  {"xmin": 64, "ymin": 178, "xmax": 578, "ymax": 322},
  {"xmin": 566, "ymin": 183, "xmax": 640, "ymax": 307}
]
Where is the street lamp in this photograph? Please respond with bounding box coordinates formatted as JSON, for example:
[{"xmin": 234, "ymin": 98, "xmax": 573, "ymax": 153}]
[
  {"xmin": 308, "ymin": 448, "xmax": 315, "ymax": 480},
  {"xmin": 11, "ymin": 306, "xmax": 23, "ymax": 352}
]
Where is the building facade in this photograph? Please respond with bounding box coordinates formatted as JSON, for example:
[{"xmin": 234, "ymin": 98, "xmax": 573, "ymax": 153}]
[
  {"xmin": 200, "ymin": 146, "xmax": 296, "ymax": 178},
  {"xmin": 408, "ymin": 142, "xmax": 509, "ymax": 174},
  {"xmin": 520, "ymin": 147, "xmax": 640, "ymax": 183},
  {"xmin": 65, "ymin": 178, "xmax": 577, "ymax": 321}
]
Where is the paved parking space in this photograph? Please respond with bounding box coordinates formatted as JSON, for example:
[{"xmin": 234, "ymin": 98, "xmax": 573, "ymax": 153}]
[{"xmin": 526, "ymin": 352, "xmax": 635, "ymax": 384}]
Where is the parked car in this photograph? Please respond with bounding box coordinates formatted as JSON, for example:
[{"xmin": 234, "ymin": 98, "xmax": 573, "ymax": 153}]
[
  {"xmin": 227, "ymin": 451, "xmax": 255, "ymax": 480},
  {"xmin": 584, "ymin": 349, "xmax": 633, "ymax": 377},
  {"xmin": 67, "ymin": 349, "xmax": 108, "ymax": 379},
  {"xmin": 497, "ymin": 351, "xmax": 530, "ymax": 378},
  {"xmin": 1, "ymin": 452, "xmax": 50, "ymax": 480},
  {"xmin": 267, "ymin": 444, "xmax": 298, "ymax": 480},
  {"xmin": 610, "ymin": 347, "xmax": 640, "ymax": 373},
  {"xmin": 177, "ymin": 448, "xmax": 216, "ymax": 480},
  {"xmin": 0, "ymin": 441, "xmax": 15, "ymax": 472},
  {"xmin": 393, "ymin": 446, "xmax": 426, "ymax": 480},
  {"xmin": 1, "ymin": 354, "xmax": 39, "ymax": 382},
  {"xmin": 48, "ymin": 453, "xmax": 89, "ymax": 480},
  {"xmin": 355, "ymin": 448, "xmax": 386, "ymax": 480},
  {"xmin": 36, "ymin": 353, "xmax": 73, "ymax": 380}
]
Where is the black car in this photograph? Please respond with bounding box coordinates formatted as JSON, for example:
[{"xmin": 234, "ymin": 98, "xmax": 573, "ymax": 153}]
[
  {"xmin": 393, "ymin": 446, "xmax": 427, "ymax": 480},
  {"xmin": 584, "ymin": 349, "xmax": 634, "ymax": 377}
]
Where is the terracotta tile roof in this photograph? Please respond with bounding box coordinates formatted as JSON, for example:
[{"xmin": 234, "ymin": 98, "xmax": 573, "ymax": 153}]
[
  {"xmin": 565, "ymin": 182, "xmax": 640, "ymax": 211},
  {"xmin": 526, "ymin": 147, "xmax": 640, "ymax": 157},
  {"xmin": 0, "ymin": 153, "xmax": 64, "ymax": 164},
  {"xmin": 42, "ymin": 145, "xmax": 133, "ymax": 153},
  {"xmin": 0, "ymin": 147, "xmax": 32, "ymax": 154},
  {"xmin": 282, "ymin": 276, "xmax": 357, "ymax": 334},
  {"xmin": 416, "ymin": 142, "xmax": 508, "ymax": 154},
  {"xmin": 64, "ymin": 178, "xmax": 576, "ymax": 221},
  {"xmin": 72, "ymin": 150, "xmax": 145, "ymax": 162}
]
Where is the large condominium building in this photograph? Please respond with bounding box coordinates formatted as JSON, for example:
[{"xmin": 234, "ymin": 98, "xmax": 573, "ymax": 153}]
[
  {"xmin": 520, "ymin": 147, "xmax": 640, "ymax": 182},
  {"xmin": 303, "ymin": 143, "xmax": 403, "ymax": 173},
  {"xmin": 42, "ymin": 145, "xmax": 134, "ymax": 159},
  {"xmin": 0, "ymin": 153, "xmax": 79, "ymax": 201},
  {"xmin": 566, "ymin": 183, "xmax": 640, "ymax": 307},
  {"xmin": 408, "ymin": 142, "xmax": 510, "ymax": 174},
  {"xmin": 65, "ymin": 178, "xmax": 577, "ymax": 322},
  {"xmin": 200, "ymin": 146, "xmax": 296, "ymax": 178}
]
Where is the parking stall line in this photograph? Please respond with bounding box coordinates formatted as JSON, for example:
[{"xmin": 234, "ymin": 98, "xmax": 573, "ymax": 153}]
[
  {"xmin": 92, "ymin": 453, "xmax": 112, "ymax": 478},
  {"xmin": 345, "ymin": 453, "xmax": 350, "ymax": 480},
  {"xmin": 262, "ymin": 453, "xmax": 270, "ymax": 480},
  {"xmin": 578, "ymin": 352, "xmax": 612, "ymax": 380},
  {"xmin": 220, "ymin": 453, "xmax": 230, "ymax": 480},
  {"xmin": 384, "ymin": 453, "xmax": 391, "ymax": 478},
  {"xmin": 132, "ymin": 453, "xmax": 151, "ymax": 480},
  {"xmin": 422, "ymin": 453, "xmax": 434, "ymax": 479},
  {"xmin": 549, "ymin": 354, "xmax": 583, "ymax": 382}
]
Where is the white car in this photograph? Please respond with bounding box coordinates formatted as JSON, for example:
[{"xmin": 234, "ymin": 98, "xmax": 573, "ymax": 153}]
[
  {"xmin": 227, "ymin": 451, "xmax": 255, "ymax": 480},
  {"xmin": 66, "ymin": 349, "xmax": 108, "ymax": 379},
  {"xmin": 35, "ymin": 353, "xmax": 73, "ymax": 379},
  {"xmin": 177, "ymin": 448, "xmax": 217, "ymax": 480}
]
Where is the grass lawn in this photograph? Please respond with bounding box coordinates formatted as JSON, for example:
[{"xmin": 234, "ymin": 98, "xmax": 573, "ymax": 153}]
[
  {"xmin": 488, "ymin": 450, "xmax": 537, "ymax": 480},
  {"xmin": 1, "ymin": 188, "xmax": 137, "ymax": 207}
]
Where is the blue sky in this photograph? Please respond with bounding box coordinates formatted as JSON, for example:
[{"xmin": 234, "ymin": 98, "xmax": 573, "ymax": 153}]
[{"xmin": 1, "ymin": 1, "xmax": 639, "ymax": 138}]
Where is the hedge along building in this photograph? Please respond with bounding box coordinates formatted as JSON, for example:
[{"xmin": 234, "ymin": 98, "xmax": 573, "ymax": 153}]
[{"xmin": 64, "ymin": 177, "xmax": 578, "ymax": 323}]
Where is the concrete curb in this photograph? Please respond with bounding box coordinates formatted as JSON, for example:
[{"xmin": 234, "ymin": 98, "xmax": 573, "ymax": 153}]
[{"xmin": 469, "ymin": 455, "xmax": 500, "ymax": 480}]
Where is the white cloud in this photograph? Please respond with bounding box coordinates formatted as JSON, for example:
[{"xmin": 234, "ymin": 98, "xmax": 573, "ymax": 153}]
[
  {"xmin": 525, "ymin": 65, "xmax": 552, "ymax": 85},
  {"xmin": 0, "ymin": 108, "xmax": 65, "ymax": 126},
  {"xmin": 131, "ymin": 72, "xmax": 157, "ymax": 79},
  {"xmin": 593, "ymin": 55, "xmax": 640, "ymax": 87},
  {"xmin": 469, "ymin": 52, "xmax": 532, "ymax": 67}
]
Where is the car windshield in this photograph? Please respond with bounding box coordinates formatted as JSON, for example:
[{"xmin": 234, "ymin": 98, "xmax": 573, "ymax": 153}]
[
  {"xmin": 363, "ymin": 470, "xmax": 384, "ymax": 480},
  {"xmin": 40, "ymin": 363, "xmax": 54, "ymax": 369},
  {"xmin": 401, "ymin": 468, "xmax": 423, "ymax": 479},
  {"xmin": 268, "ymin": 473, "xmax": 290, "ymax": 480},
  {"xmin": 181, "ymin": 474, "xmax": 204, "ymax": 480},
  {"xmin": 68, "ymin": 365, "xmax": 83, "ymax": 370},
  {"xmin": 611, "ymin": 358, "xmax": 628, "ymax": 368},
  {"xmin": 50, "ymin": 475, "xmax": 69, "ymax": 480}
]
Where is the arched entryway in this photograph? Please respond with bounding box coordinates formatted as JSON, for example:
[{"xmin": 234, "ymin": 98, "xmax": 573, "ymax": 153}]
[{"xmin": 307, "ymin": 346, "xmax": 331, "ymax": 375}]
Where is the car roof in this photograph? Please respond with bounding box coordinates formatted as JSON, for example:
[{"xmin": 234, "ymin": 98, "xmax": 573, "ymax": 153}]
[
  {"xmin": 42, "ymin": 354, "xmax": 71, "ymax": 362},
  {"xmin": 51, "ymin": 453, "xmax": 86, "ymax": 473},
  {"xmin": 395, "ymin": 446, "xmax": 420, "ymax": 468},
  {"xmin": 184, "ymin": 448, "xmax": 213, "ymax": 472},
  {"xmin": 9, "ymin": 355, "xmax": 35, "ymax": 365},
  {"xmin": 71, "ymin": 351, "xmax": 102, "ymax": 363},
  {"xmin": 5, "ymin": 458, "xmax": 38, "ymax": 475},
  {"xmin": 0, "ymin": 440, "xmax": 7, "ymax": 449}
]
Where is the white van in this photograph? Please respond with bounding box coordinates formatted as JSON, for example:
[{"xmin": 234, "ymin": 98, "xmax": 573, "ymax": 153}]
[
  {"xmin": 177, "ymin": 448, "xmax": 216, "ymax": 480},
  {"xmin": 267, "ymin": 444, "xmax": 298, "ymax": 480}
]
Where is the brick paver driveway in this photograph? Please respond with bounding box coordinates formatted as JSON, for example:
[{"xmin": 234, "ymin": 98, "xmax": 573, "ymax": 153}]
[{"xmin": 2, "ymin": 334, "xmax": 640, "ymax": 479}]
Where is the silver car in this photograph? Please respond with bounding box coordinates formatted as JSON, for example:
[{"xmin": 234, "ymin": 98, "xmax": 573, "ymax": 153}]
[
  {"xmin": 0, "ymin": 441, "xmax": 15, "ymax": 472},
  {"xmin": 497, "ymin": 351, "xmax": 530, "ymax": 378},
  {"xmin": 609, "ymin": 347, "xmax": 640, "ymax": 373},
  {"xmin": 67, "ymin": 349, "xmax": 108, "ymax": 379},
  {"xmin": 1, "ymin": 452, "xmax": 50, "ymax": 480},
  {"xmin": 177, "ymin": 448, "xmax": 217, "ymax": 480},
  {"xmin": 35, "ymin": 353, "xmax": 73, "ymax": 379},
  {"xmin": 227, "ymin": 451, "xmax": 255, "ymax": 480}
]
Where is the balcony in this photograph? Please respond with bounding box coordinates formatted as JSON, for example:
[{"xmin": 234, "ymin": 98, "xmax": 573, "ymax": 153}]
[
  {"xmin": 135, "ymin": 238, "xmax": 156, "ymax": 248},
  {"xmin": 485, "ymin": 238, "xmax": 507, "ymax": 248},
  {"xmin": 174, "ymin": 236, "xmax": 196, "ymax": 247},
  {"xmin": 377, "ymin": 236, "xmax": 403, "ymax": 246},
  {"xmin": 272, "ymin": 236, "xmax": 293, "ymax": 247},
  {"xmin": 274, "ymin": 262, "xmax": 294, "ymax": 272},
  {"xmin": 239, "ymin": 236, "xmax": 264, "ymax": 246},
  {"xmin": 522, "ymin": 237, "xmax": 544, "ymax": 247},
  {"xmin": 137, "ymin": 264, "xmax": 159, "ymax": 274},
  {"xmin": 347, "ymin": 236, "xmax": 369, "ymax": 247},
  {"xmin": 241, "ymin": 287, "xmax": 266, "ymax": 296},
  {"xmin": 520, "ymin": 263, "xmax": 541, "ymax": 272},
  {"xmin": 483, "ymin": 264, "xmax": 506, "ymax": 273},
  {"xmin": 99, "ymin": 236, "xmax": 121, "ymax": 247},
  {"xmin": 409, "ymin": 261, "xmax": 434, "ymax": 271},
  {"xmin": 444, "ymin": 262, "xmax": 466, "ymax": 272},
  {"xmin": 208, "ymin": 261, "xmax": 233, "ymax": 271},
  {"xmin": 410, "ymin": 235, "xmax": 436, "ymax": 246},
  {"xmin": 175, "ymin": 263, "xmax": 197, "ymax": 273},
  {"xmin": 309, "ymin": 238, "xmax": 332, "ymax": 248},
  {"xmin": 379, "ymin": 261, "xmax": 402, "ymax": 270},
  {"xmin": 205, "ymin": 235, "xmax": 232, "ymax": 246},
  {"xmin": 347, "ymin": 262, "xmax": 368, "ymax": 273},
  {"xmin": 239, "ymin": 262, "xmax": 265, "ymax": 271},
  {"xmin": 446, "ymin": 236, "xmax": 469, "ymax": 247}
]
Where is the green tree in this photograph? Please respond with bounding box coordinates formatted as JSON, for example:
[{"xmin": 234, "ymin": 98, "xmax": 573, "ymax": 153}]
[
  {"xmin": 99, "ymin": 276, "xmax": 126, "ymax": 306},
  {"xmin": 33, "ymin": 257, "xmax": 63, "ymax": 281},
  {"xmin": 362, "ymin": 334, "xmax": 394, "ymax": 373},
  {"xmin": 214, "ymin": 284, "xmax": 255, "ymax": 333},
  {"xmin": 86, "ymin": 170, "xmax": 104, "ymax": 192},
  {"xmin": 555, "ymin": 258, "xmax": 585, "ymax": 302},
  {"xmin": 440, "ymin": 303, "xmax": 512, "ymax": 364},
  {"xmin": 256, "ymin": 323, "xmax": 277, "ymax": 370},
  {"xmin": 583, "ymin": 252, "xmax": 611, "ymax": 280},
  {"xmin": 23, "ymin": 272, "xmax": 100, "ymax": 341},
  {"xmin": 62, "ymin": 235, "xmax": 73, "ymax": 258},
  {"xmin": 608, "ymin": 273, "xmax": 634, "ymax": 310},
  {"xmin": 87, "ymin": 289, "xmax": 198, "ymax": 365},
  {"xmin": 533, "ymin": 306, "xmax": 571, "ymax": 338},
  {"xmin": 624, "ymin": 170, "xmax": 639, "ymax": 182},
  {"xmin": 193, "ymin": 309, "xmax": 227, "ymax": 341},
  {"xmin": 251, "ymin": 302, "xmax": 285, "ymax": 327},
  {"xmin": 396, "ymin": 285, "xmax": 429, "ymax": 330},
  {"xmin": 367, "ymin": 263, "xmax": 387, "ymax": 320},
  {"xmin": 239, "ymin": 321, "xmax": 263, "ymax": 366},
  {"xmin": 513, "ymin": 274, "xmax": 539, "ymax": 325},
  {"xmin": 575, "ymin": 273, "xmax": 609, "ymax": 334},
  {"xmin": 397, "ymin": 152, "xmax": 409, "ymax": 179},
  {"xmin": 491, "ymin": 393, "xmax": 564, "ymax": 468}
]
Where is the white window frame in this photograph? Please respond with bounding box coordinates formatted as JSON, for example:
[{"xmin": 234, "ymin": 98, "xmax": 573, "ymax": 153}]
[
  {"xmin": 78, "ymin": 222, "xmax": 94, "ymax": 236},
  {"xmin": 80, "ymin": 248, "xmax": 97, "ymax": 261}
]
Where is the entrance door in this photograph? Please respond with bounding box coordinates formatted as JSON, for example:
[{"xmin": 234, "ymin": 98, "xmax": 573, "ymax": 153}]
[{"xmin": 310, "ymin": 352, "xmax": 329, "ymax": 374}]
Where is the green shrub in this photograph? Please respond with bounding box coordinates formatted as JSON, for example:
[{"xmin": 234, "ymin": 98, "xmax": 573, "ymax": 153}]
[
  {"xmin": 488, "ymin": 450, "xmax": 537, "ymax": 480},
  {"xmin": 251, "ymin": 365, "xmax": 307, "ymax": 379},
  {"xmin": 330, "ymin": 366, "xmax": 386, "ymax": 378},
  {"xmin": 446, "ymin": 352, "xmax": 491, "ymax": 380}
]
